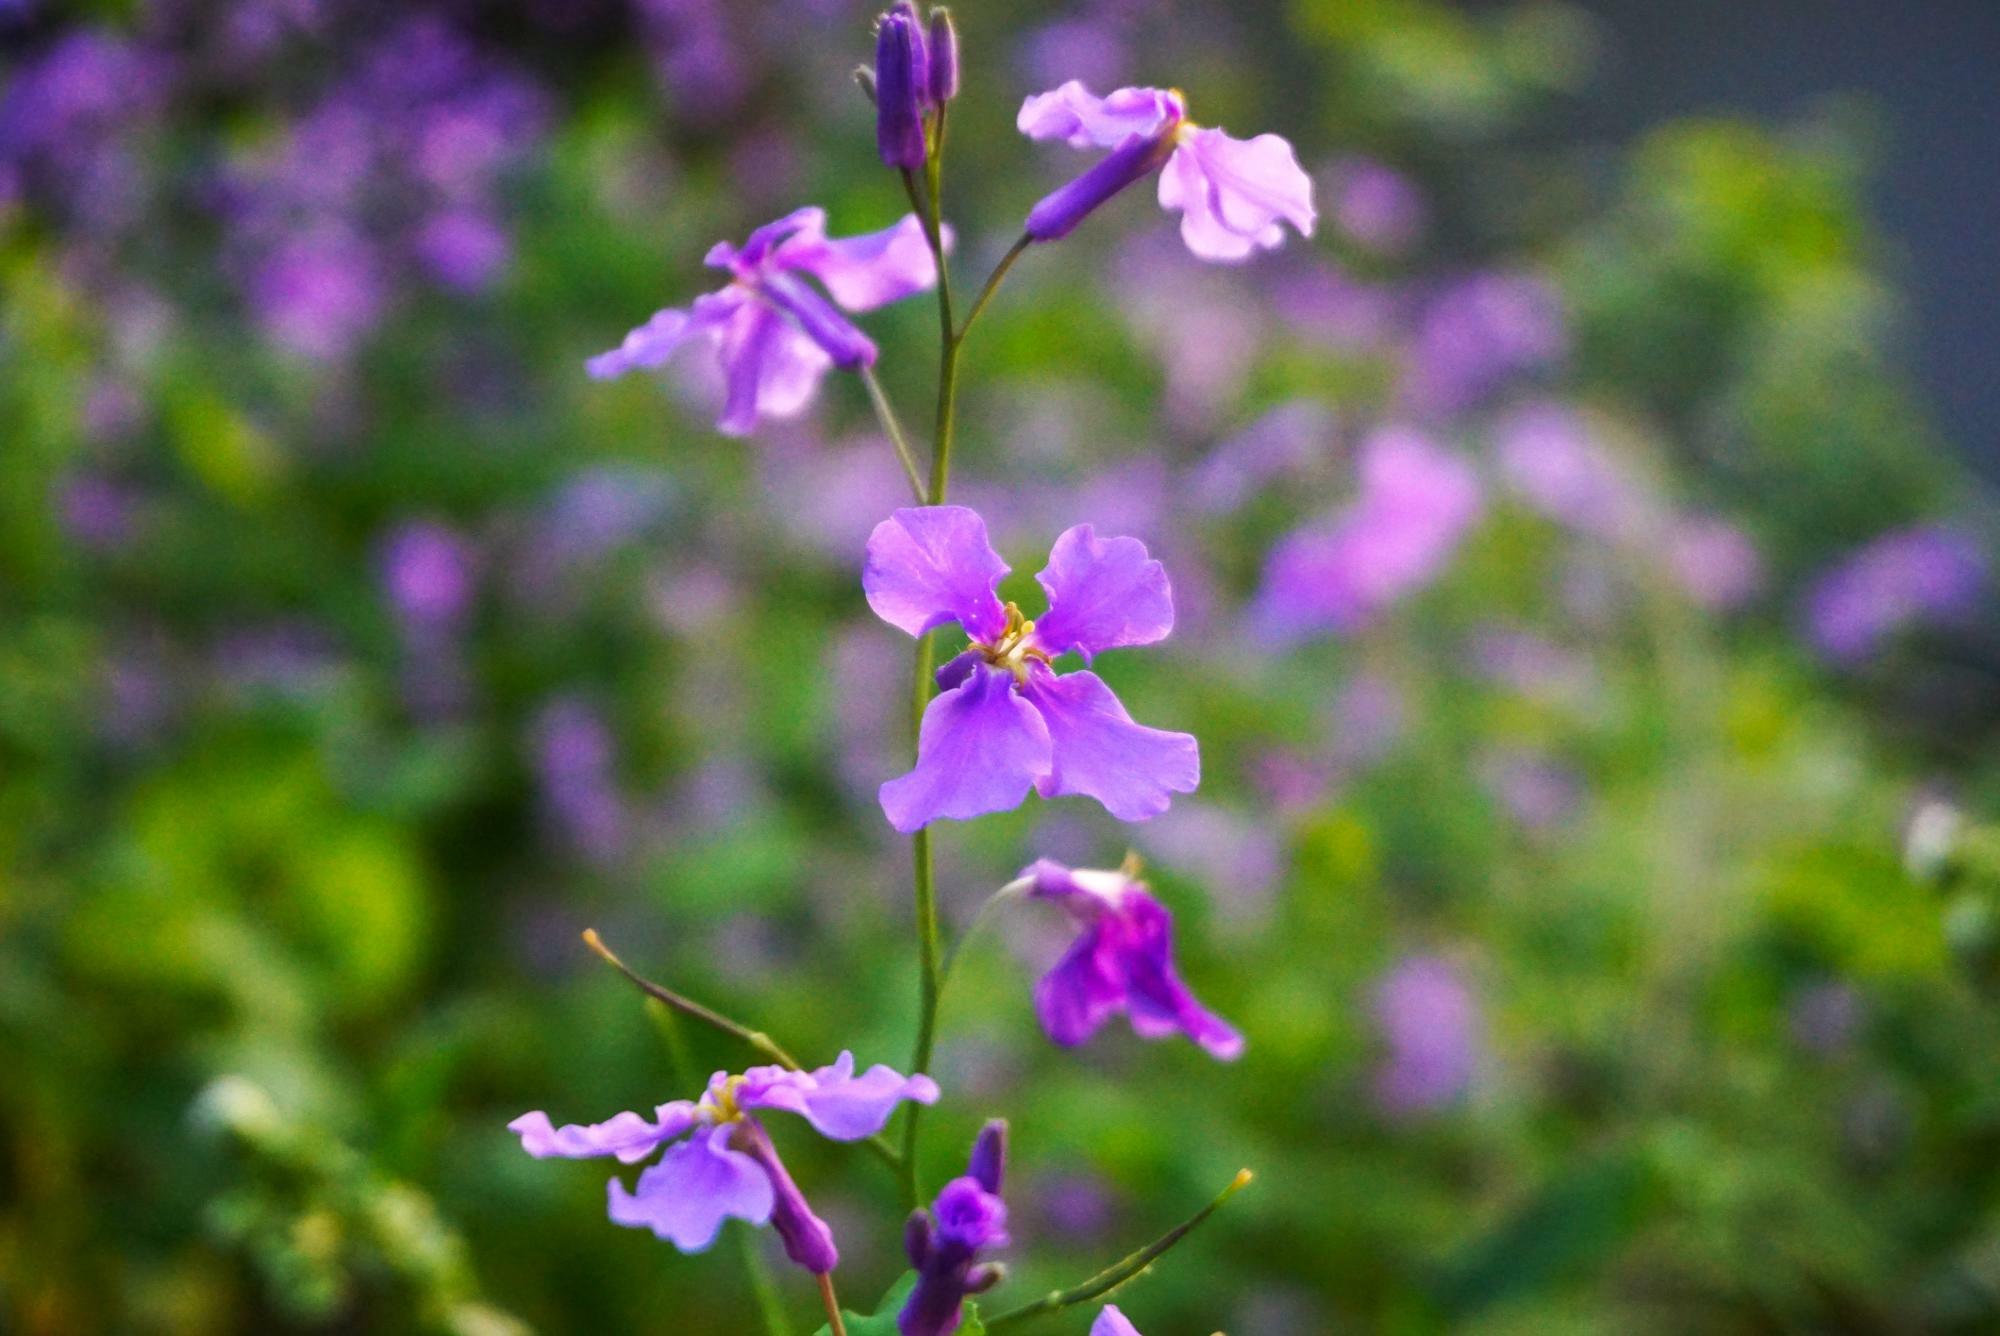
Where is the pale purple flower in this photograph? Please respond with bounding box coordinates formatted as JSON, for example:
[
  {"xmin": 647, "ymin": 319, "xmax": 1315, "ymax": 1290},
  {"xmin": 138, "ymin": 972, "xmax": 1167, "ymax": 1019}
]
[
  {"xmin": 1403, "ymin": 272, "xmax": 1565, "ymax": 413},
  {"xmin": 1190, "ymin": 399, "xmax": 1335, "ymax": 515},
  {"xmin": 1481, "ymin": 748, "xmax": 1582, "ymax": 832},
  {"xmin": 1805, "ymin": 526, "xmax": 1987, "ymax": 665},
  {"xmin": 1326, "ymin": 156, "xmax": 1424, "ymax": 256},
  {"xmin": 58, "ymin": 474, "xmax": 139, "ymax": 553},
  {"xmin": 414, "ymin": 208, "xmax": 510, "ymax": 293},
  {"xmin": 1668, "ymin": 516, "xmax": 1763, "ymax": 611},
  {"xmin": 511, "ymin": 1054, "xmax": 937, "ymax": 1272},
  {"xmin": 1018, "ymin": 81, "xmax": 1314, "ymax": 262},
  {"xmin": 532, "ymin": 698, "xmax": 627, "ymax": 865},
  {"xmin": 1023, "ymin": 858, "xmax": 1242, "ymax": 1060},
  {"xmin": 1469, "ymin": 626, "xmax": 1598, "ymax": 709},
  {"xmin": 588, "ymin": 206, "xmax": 940, "ymax": 436},
  {"xmin": 1253, "ymin": 428, "xmax": 1482, "ymax": 642},
  {"xmin": 1496, "ymin": 402, "xmax": 1658, "ymax": 541},
  {"xmin": 1093, "ymin": 1306, "xmax": 1144, "ymax": 1336},
  {"xmin": 1019, "ymin": 19, "xmax": 1128, "ymax": 93},
  {"xmin": 381, "ymin": 521, "xmax": 474, "ymax": 631},
  {"xmin": 864, "ymin": 507, "xmax": 1198, "ymax": 830},
  {"xmin": 901, "ymin": 1121, "xmax": 1009, "ymax": 1336},
  {"xmin": 1373, "ymin": 956, "xmax": 1480, "ymax": 1115}
]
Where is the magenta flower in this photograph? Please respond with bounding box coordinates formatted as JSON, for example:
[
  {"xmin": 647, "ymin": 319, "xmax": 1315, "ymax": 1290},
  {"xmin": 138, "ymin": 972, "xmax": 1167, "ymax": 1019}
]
[
  {"xmin": 901, "ymin": 1121, "xmax": 1009, "ymax": 1336},
  {"xmin": 864, "ymin": 506, "xmax": 1198, "ymax": 831},
  {"xmin": 1252, "ymin": 428, "xmax": 1482, "ymax": 643},
  {"xmin": 1017, "ymin": 81, "xmax": 1314, "ymax": 262},
  {"xmin": 588, "ymin": 206, "xmax": 941, "ymax": 436},
  {"xmin": 1093, "ymin": 1306, "xmax": 1144, "ymax": 1336},
  {"xmin": 1023, "ymin": 859, "xmax": 1242, "ymax": 1060},
  {"xmin": 510, "ymin": 1053, "xmax": 937, "ymax": 1272}
]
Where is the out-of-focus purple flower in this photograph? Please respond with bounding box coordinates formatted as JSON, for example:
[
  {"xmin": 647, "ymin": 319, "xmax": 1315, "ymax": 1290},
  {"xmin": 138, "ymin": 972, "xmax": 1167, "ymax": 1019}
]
[
  {"xmin": 532, "ymin": 698, "xmax": 628, "ymax": 865},
  {"xmin": 1329, "ymin": 671, "xmax": 1405, "ymax": 774},
  {"xmin": 1481, "ymin": 748, "xmax": 1582, "ymax": 832},
  {"xmin": 589, "ymin": 207, "xmax": 941, "ymax": 436},
  {"xmin": 1668, "ymin": 516, "xmax": 1763, "ymax": 612},
  {"xmin": 213, "ymin": 622, "xmax": 345, "ymax": 699},
  {"xmin": 901, "ymin": 1121, "xmax": 1009, "ymax": 1336},
  {"xmin": 1190, "ymin": 400, "xmax": 1334, "ymax": 515},
  {"xmin": 1790, "ymin": 981, "xmax": 1864, "ymax": 1057},
  {"xmin": 1092, "ymin": 1306, "xmax": 1144, "ymax": 1336},
  {"xmin": 414, "ymin": 209, "xmax": 510, "ymax": 293},
  {"xmin": 1469, "ymin": 625, "xmax": 1598, "ymax": 709},
  {"xmin": 927, "ymin": 8, "xmax": 960, "ymax": 106},
  {"xmin": 1111, "ymin": 235, "xmax": 1265, "ymax": 423},
  {"xmin": 100, "ymin": 651, "xmax": 174, "ymax": 748},
  {"xmin": 1325, "ymin": 156, "xmax": 1424, "ymax": 256},
  {"xmin": 1372, "ymin": 956, "xmax": 1481, "ymax": 1116},
  {"xmin": 1018, "ymin": 17, "xmax": 1129, "ymax": 91},
  {"xmin": 1496, "ymin": 402, "xmax": 1658, "ymax": 541},
  {"xmin": 1271, "ymin": 265, "xmax": 1400, "ymax": 353},
  {"xmin": 636, "ymin": 0, "xmax": 747, "ymax": 121},
  {"xmin": 1032, "ymin": 1173, "xmax": 1118, "ymax": 1242},
  {"xmin": 511, "ymin": 1053, "xmax": 937, "ymax": 1271},
  {"xmin": 0, "ymin": 30, "xmax": 164, "ymax": 233},
  {"xmin": 864, "ymin": 507, "xmax": 1198, "ymax": 830},
  {"xmin": 1403, "ymin": 272, "xmax": 1565, "ymax": 414},
  {"xmin": 1023, "ymin": 858, "xmax": 1242, "ymax": 1059},
  {"xmin": 1134, "ymin": 803, "xmax": 1284, "ymax": 928},
  {"xmin": 246, "ymin": 230, "xmax": 388, "ymax": 363},
  {"xmin": 381, "ymin": 521, "xmax": 474, "ymax": 631},
  {"xmin": 1019, "ymin": 82, "xmax": 1314, "ymax": 262},
  {"xmin": 1252, "ymin": 428, "xmax": 1482, "ymax": 643},
  {"xmin": 1805, "ymin": 526, "xmax": 1987, "ymax": 665},
  {"xmin": 542, "ymin": 467, "xmax": 676, "ymax": 569},
  {"xmin": 58, "ymin": 474, "xmax": 139, "ymax": 554}
]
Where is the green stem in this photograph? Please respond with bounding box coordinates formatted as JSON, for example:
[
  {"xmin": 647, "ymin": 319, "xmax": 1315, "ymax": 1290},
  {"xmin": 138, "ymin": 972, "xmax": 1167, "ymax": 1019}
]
[
  {"xmin": 859, "ymin": 363, "xmax": 926, "ymax": 502},
  {"xmin": 981, "ymin": 1170, "xmax": 1255, "ymax": 1331},
  {"xmin": 957, "ymin": 235, "xmax": 1033, "ymax": 344},
  {"xmin": 816, "ymin": 1273, "xmax": 848, "ymax": 1336},
  {"xmin": 899, "ymin": 629, "xmax": 940, "ymax": 1212}
]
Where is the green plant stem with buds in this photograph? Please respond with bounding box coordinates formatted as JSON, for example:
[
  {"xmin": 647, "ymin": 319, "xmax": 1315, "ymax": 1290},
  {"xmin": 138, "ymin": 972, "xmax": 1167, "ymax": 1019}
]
[{"xmin": 982, "ymin": 1169, "xmax": 1256, "ymax": 1330}]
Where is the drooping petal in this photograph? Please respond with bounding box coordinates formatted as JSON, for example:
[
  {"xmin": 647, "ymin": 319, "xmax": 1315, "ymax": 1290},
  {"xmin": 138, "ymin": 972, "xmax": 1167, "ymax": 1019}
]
[
  {"xmin": 1019, "ymin": 664, "xmax": 1197, "ymax": 822},
  {"xmin": 1091, "ymin": 1306, "xmax": 1145, "ymax": 1336},
  {"xmin": 508, "ymin": 1101, "xmax": 699, "ymax": 1164},
  {"xmin": 715, "ymin": 301, "xmax": 833, "ymax": 436},
  {"xmin": 1030, "ymin": 524, "xmax": 1175, "ymax": 662},
  {"xmin": 606, "ymin": 1124, "xmax": 774, "ymax": 1251},
  {"xmin": 706, "ymin": 206, "xmax": 827, "ymax": 273},
  {"xmin": 1035, "ymin": 924, "xmax": 1126, "ymax": 1047},
  {"xmin": 777, "ymin": 212, "xmax": 943, "ymax": 311},
  {"xmin": 1111, "ymin": 889, "xmax": 1244, "ymax": 1059},
  {"xmin": 879, "ymin": 664, "xmax": 1053, "ymax": 833},
  {"xmin": 1159, "ymin": 129, "xmax": 1315, "ymax": 264},
  {"xmin": 1017, "ymin": 81, "xmax": 1181, "ymax": 149},
  {"xmin": 585, "ymin": 288, "xmax": 745, "ymax": 380},
  {"xmin": 734, "ymin": 1119, "xmax": 840, "ymax": 1273},
  {"xmin": 863, "ymin": 505, "xmax": 1010, "ymax": 642},
  {"xmin": 1157, "ymin": 140, "xmax": 1263, "ymax": 263},
  {"xmin": 739, "ymin": 1051, "xmax": 940, "ymax": 1141}
]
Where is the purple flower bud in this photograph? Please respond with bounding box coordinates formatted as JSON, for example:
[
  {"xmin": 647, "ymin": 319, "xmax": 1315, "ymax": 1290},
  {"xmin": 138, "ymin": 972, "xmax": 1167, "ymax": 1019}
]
[
  {"xmin": 891, "ymin": 0, "xmax": 930, "ymax": 91},
  {"xmin": 1025, "ymin": 128, "xmax": 1179, "ymax": 242},
  {"xmin": 966, "ymin": 1118, "xmax": 1005, "ymax": 1194},
  {"xmin": 904, "ymin": 1208, "xmax": 935, "ymax": 1268},
  {"xmin": 737, "ymin": 1121, "xmax": 840, "ymax": 1274},
  {"xmin": 964, "ymin": 1263, "xmax": 1005, "ymax": 1294},
  {"xmin": 874, "ymin": 12, "xmax": 927, "ymax": 170},
  {"xmin": 927, "ymin": 8, "xmax": 959, "ymax": 105},
  {"xmin": 760, "ymin": 272, "xmax": 878, "ymax": 369}
]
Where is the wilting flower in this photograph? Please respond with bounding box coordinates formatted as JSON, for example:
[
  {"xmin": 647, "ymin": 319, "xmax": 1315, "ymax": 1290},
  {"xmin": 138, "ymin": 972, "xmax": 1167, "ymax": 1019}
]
[
  {"xmin": 1021, "ymin": 858, "xmax": 1242, "ymax": 1059},
  {"xmin": 1018, "ymin": 81, "xmax": 1314, "ymax": 262},
  {"xmin": 1252, "ymin": 428, "xmax": 1482, "ymax": 643},
  {"xmin": 1805, "ymin": 525, "xmax": 1987, "ymax": 665},
  {"xmin": 1093, "ymin": 1306, "xmax": 1144, "ymax": 1335},
  {"xmin": 588, "ymin": 206, "xmax": 940, "ymax": 436},
  {"xmin": 901, "ymin": 1121, "xmax": 1009, "ymax": 1336},
  {"xmin": 510, "ymin": 1054, "xmax": 937, "ymax": 1272},
  {"xmin": 864, "ymin": 506, "xmax": 1198, "ymax": 831},
  {"xmin": 1372, "ymin": 956, "xmax": 1481, "ymax": 1116}
]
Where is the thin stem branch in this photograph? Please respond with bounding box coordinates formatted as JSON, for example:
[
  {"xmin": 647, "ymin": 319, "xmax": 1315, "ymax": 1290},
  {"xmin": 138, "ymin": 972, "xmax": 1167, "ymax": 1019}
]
[
  {"xmin": 939, "ymin": 876, "xmax": 1033, "ymax": 993},
  {"xmin": 956, "ymin": 235, "xmax": 1033, "ymax": 345},
  {"xmin": 982, "ymin": 1170, "xmax": 1255, "ymax": 1331},
  {"xmin": 583, "ymin": 930, "xmax": 904, "ymax": 1174},
  {"xmin": 899, "ymin": 628, "xmax": 940, "ymax": 1212},
  {"xmin": 817, "ymin": 1273, "xmax": 848, "ymax": 1336},
  {"xmin": 859, "ymin": 363, "xmax": 926, "ymax": 502}
]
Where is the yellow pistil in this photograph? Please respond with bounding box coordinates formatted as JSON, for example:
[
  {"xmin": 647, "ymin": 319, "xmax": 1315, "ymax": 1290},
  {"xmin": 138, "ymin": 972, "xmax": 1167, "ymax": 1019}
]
[
  {"xmin": 702, "ymin": 1074, "xmax": 750, "ymax": 1125},
  {"xmin": 971, "ymin": 602, "xmax": 1053, "ymax": 684}
]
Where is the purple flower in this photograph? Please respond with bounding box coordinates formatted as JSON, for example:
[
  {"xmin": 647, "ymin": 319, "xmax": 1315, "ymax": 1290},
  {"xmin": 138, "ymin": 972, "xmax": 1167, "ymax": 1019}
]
[
  {"xmin": 1023, "ymin": 858, "xmax": 1242, "ymax": 1060},
  {"xmin": 381, "ymin": 521, "xmax": 474, "ymax": 631},
  {"xmin": 1403, "ymin": 272, "xmax": 1565, "ymax": 414},
  {"xmin": 588, "ymin": 207, "xmax": 940, "ymax": 436},
  {"xmin": 510, "ymin": 1053, "xmax": 937, "ymax": 1272},
  {"xmin": 1326, "ymin": 156, "xmax": 1424, "ymax": 256},
  {"xmin": 1668, "ymin": 516, "xmax": 1763, "ymax": 611},
  {"xmin": 1805, "ymin": 525, "xmax": 1987, "ymax": 665},
  {"xmin": 58, "ymin": 473, "xmax": 139, "ymax": 553},
  {"xmin": 864, "ymin": 507, "xmax": 1198, "ymax": 830},
  {"xmin": 1093, "ymin": 1306, "xmax": 1144, "ymax": 1336},
  {"xmin": 532, "ymin": 698, "xmax": 628, "ymax": 865},
  {"xmin": 1372, "ymin": 956, "xmax": 1481, "ymax": 1116},
  {"xmin": 901, "ymin": 1121, "xmax": 1009, "ymax": 1336},
  {"xmin": 1496, "ymin": 402, "xmax": 1658, "ymax": 542},
  {"xmin": 1018, "ymin": 81, "xmax": 1314, "ymax": 262},
  {"xmin": 1252, "ymin": 428, "xmax": 1482, "ymax": 643}
]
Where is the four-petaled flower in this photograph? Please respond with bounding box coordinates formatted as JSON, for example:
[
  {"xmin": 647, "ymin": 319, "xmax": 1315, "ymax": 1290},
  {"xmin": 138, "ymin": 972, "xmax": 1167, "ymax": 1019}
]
[
  {"xmin": 1018, "ymin": 80, "xmax": 1315, "ymax": 263},
  {"xmin": 588, "ymin": 206, "xmax": 941, "ymax": 436},
  {"xmin": 864, "ymin": 505, "xmax": 1199, "ymax": 832},
  {"xmin": 1025, "ymin": 858, "xmax": 1242, "ymax": 1060},
  {"xmin": 509, "ymin": 1053, "xmax": 937, "ymax": 1272}
]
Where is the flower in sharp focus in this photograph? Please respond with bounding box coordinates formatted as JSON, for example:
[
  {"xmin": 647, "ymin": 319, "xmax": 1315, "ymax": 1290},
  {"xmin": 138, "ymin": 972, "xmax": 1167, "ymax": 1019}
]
[
  {"xmin": 863, "ymin": 506, "xmax": 1199, "ymax": 831},
  {"xmin": 1017, "ymin": 80, "xmax": 1314, "ymax": 262},
  {"xmin": 901, "ymin": 1121, "xmax": 1009, "ymax": 1336},
  {"xmin": 588, "ymin": 206, "xmax": 941, "ymax": 436},
  {"xmin": 1023, "ymin": 858, "xmax": 1242, "ymax": 1060},
  {"xmin": 509, "ymin": 1053, "xmax": 937, "ymax": 1272},
  {"xmin": 1092, "ymin": 1305, "xmax": 1145, "ymax": 1336}
]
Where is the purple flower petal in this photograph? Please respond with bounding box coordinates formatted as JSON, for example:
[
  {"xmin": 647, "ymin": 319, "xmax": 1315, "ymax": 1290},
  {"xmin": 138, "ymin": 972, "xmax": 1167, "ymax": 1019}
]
[
  {"xmin": 508, "ymin": 1101, "xmax": 698, "ymax": 1163},
  {"xmin": 1092, "ymin": 1306, "xmax": 1144, "ymax": 1336},
  {"xmin": 1017, "ymin": 81, "xmax": 1181, "ymax": 149},
  {"xmin": 1112, "ymin": 890, "xmax": 1243, "ymax": 1059},
  {"xmin": 777, "ymin": 212, "xmax": 942, "ymax": 311},
  {"xmin": 586, "ymin": 288, "xmax": 745, "ymax": 380},
  {"xmin": 707, "ymin": 206, "xmax": 826, "ymax": 273},
  {"xmin": 1159, "ymin": 129, "xmax": 1315, "ymax": 263},
  {"xmin": 863, "ymin": 505, "xmax": 1010, "ymax": 643},
  {"xmin": 879, "ymin": 664, "xmax": 1053, "ymax": 832},
  {"xmin": 739, "ymin": 1051, "xmax": 940, "ymax": 1141},
  {"xmin": 1030, "ymin": 523, "xmax": 1175, "ymax": 662},
  {"xmin": 1019, "ymin": 665, "xmax": 1196, "ymax": 822},
  {"xmin": 716, "ymin": 301, "xmax": 833, "ymax": 436},
  {"xmin": 607, "ymin": 1124, "xmax": 774, "ymax": 1250},
  {"xmin": 1035, "ymin": 924, "xmax": 1126, "ymax": 1048}
]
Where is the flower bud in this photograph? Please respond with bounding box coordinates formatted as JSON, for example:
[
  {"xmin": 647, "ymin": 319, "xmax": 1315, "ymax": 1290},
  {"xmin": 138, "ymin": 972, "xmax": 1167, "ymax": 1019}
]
[
  {"xmin": 874, "ymin": 11, "xmax": 927, "ymax": 169},
  {"xmin": 761, "ymin": 272, "xmax": 879, "ymax": 370},
  {"xmin": 1024, "ymin": 127, "xmax": 1180, "ymax": 242},
  {"xmin": 737, "ymin": 1122, "xmax": 839, "ymax": 1274},
  {"xmin": 966, "ymin": 1118, "xmax": 1006, "ymax": 1194},
  {"xmin": 965, "ymin": 1262, "xmax": 1006, "ymax": 1294},
  {"xmin": 927, "ymin": 8, "xmax": 959, "ymax": 105},
  {"xmin": 904, "ymin": 1208, "xmax": 935, "ymax": 1268}
]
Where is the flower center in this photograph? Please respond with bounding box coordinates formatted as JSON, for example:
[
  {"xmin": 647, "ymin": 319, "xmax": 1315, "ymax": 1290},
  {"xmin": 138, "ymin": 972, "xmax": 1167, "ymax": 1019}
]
[
  {"xmin": 700, "ymin": 1074, "xmax": 750, "ymax": 1125},
  {"xmin": 970, "ymin": 602, "xmax": 1053, "ymax": 685}
]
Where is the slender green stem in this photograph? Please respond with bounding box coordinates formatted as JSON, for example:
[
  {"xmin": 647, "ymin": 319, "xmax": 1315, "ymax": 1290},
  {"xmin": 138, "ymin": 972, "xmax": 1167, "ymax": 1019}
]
[
  {"xmin": 899, "ymin": 626, "xmax": 940, "ymax": 1211},
  {"xmin": 957, "ymin": 235, "xmax": 1033, "ymax": 344},
  {"xmin": 939, "ymin": 876, "xmax": 1033, "ymax": 993},
  {"xmin": 982, "ymin": 1170, "xmax": 1255, "ymax": 1331},
  {"xmin": 584, "ymin": 930, "xmax": 904, "ymax": 1174},
  {"xmin": 859, "ymin": 363, "xmax": 926, "ymax": 502},
  {"xmin": 816, "ymin": 1273, "xmax": 848, "ymax": 1336}
]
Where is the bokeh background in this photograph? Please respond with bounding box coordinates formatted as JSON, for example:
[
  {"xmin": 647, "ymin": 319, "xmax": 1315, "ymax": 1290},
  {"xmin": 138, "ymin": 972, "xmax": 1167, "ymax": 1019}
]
[{"xmin": 7, "ymin": 1, "xmax": 2000, "ymax": 1332}]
